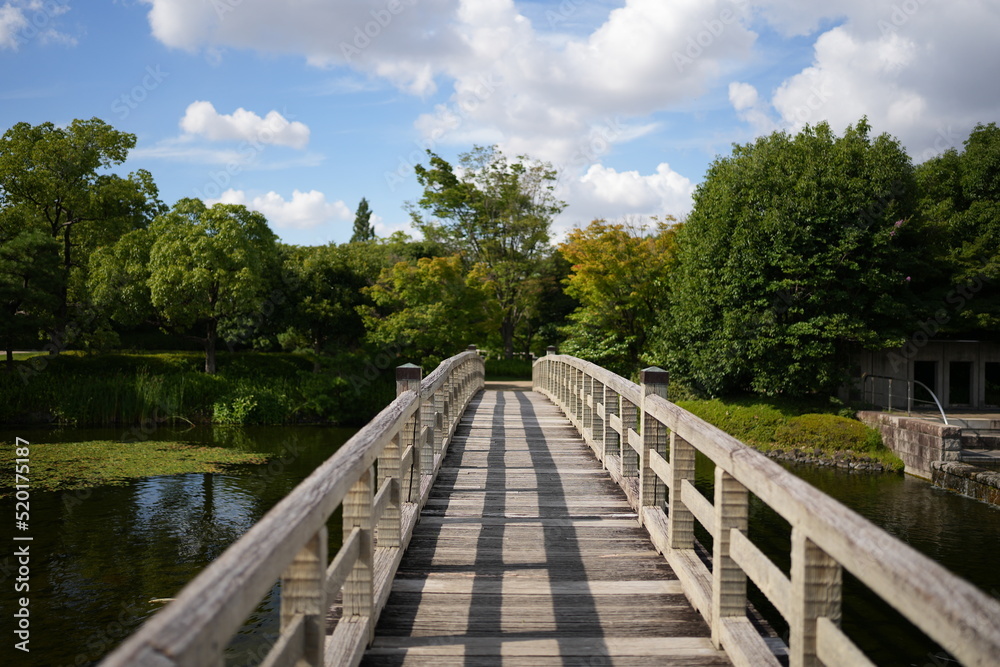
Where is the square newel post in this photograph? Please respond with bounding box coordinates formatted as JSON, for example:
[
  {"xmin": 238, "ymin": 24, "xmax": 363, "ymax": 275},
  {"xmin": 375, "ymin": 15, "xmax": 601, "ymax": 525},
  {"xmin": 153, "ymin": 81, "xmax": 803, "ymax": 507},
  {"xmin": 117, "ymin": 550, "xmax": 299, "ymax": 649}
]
[
  {"xmin": 711, "ymin": 467, "xmax": 748, "ymax": 648},
  {"xmin": 280, "ymin": 526, "xmax": 327, "ymax": 665},
  {"xmin": 668, "ymin": 430, "xmax": 696, "ymax": 549},
  {"xmin": 620, "ymin": 394, "xmax": 639, "ymax": 478},
  {"xmin": 639, "ymin": 368, "xmax": 669, "ymax": 525},
  {"xmin": 789, "ymin": 528, "xmax": 842, "ymax": 667},
  {"xmin": 344, "ymin": 466, "xmax": 374, "ymax": 640},
  {"xmin": 583, "ymin": 372, "xmax": 594, "ymax": 441},
  {"xmin": 602, "ymin": 384, "xmax": 619, "ymax": 468},
  {"xmin": 546, "ymin": 346, "xmax": 556, "ymax": 395},
  {"xmin": 397, "ymin": 362, "xmax": 427, "ymax": 480}
]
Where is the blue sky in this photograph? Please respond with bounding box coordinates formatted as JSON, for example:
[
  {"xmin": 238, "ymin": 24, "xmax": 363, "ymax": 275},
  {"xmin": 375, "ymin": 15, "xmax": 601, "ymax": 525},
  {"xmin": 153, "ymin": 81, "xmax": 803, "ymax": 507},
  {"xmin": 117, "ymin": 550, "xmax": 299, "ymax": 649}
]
[{"xmin": 2, "ymin": 0, "xmax": 998, "ymax": 246}]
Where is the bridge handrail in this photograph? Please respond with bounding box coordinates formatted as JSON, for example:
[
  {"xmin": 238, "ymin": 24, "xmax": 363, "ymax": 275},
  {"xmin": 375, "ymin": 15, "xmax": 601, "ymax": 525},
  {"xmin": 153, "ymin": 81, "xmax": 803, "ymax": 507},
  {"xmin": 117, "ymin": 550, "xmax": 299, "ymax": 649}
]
[
  {"xmin": 101, "ymin": 348, "xmax": 485, "ymax": 667},
  {"xmin": 534, "ymin": 353, "xmax": 1000, "ymax": 667},
  {"xmin": 861, "ymin": 372, "xmax": 949, "ymax": 424}
]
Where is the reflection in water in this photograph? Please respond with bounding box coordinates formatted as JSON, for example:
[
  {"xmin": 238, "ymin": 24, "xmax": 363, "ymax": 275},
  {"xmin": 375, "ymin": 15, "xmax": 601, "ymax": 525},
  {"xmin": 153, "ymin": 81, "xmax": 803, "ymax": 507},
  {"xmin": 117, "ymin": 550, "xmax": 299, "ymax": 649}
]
[
  {"xmin": 0, "ymin": 425, "xmax": 353, "ymax": 667},
  {"xmin": 694, "ymin": 455, "xmax": 1000, "ymax": 666},
  {"xmin": 2, "ymin": 424, "xmax": 998, "ymax": 666}
]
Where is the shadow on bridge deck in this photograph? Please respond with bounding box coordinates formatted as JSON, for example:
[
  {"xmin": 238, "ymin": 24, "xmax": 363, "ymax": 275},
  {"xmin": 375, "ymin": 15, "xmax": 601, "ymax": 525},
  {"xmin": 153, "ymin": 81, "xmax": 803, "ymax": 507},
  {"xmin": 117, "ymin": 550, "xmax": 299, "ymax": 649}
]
[{"xmin": 359, "ymin": 388, "xmax": 730, "ymax": 666}]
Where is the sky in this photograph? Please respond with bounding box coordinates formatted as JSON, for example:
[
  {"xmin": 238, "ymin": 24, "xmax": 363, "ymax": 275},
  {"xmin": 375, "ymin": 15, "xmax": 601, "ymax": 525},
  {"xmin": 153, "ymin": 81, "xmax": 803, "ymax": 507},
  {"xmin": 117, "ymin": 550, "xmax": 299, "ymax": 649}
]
[{"xmin": 1, "ymin": 0, "xmax": 998, "ymax": 246}]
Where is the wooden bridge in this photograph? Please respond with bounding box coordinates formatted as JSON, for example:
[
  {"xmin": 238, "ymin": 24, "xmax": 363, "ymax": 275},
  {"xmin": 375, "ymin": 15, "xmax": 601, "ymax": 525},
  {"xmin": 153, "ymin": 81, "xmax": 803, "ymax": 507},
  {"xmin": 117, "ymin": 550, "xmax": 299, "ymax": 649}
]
[{"xmin": 102, "ymin": 349, "xmax": 1000, "ymax": 667}]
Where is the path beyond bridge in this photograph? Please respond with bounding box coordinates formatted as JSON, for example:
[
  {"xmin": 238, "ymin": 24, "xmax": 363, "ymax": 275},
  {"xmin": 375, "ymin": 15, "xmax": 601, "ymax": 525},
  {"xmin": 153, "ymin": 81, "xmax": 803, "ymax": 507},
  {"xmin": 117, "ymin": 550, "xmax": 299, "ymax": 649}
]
[{"xmin": 101, "ymin": 349, "xmax": 1000, "ymax": 667}]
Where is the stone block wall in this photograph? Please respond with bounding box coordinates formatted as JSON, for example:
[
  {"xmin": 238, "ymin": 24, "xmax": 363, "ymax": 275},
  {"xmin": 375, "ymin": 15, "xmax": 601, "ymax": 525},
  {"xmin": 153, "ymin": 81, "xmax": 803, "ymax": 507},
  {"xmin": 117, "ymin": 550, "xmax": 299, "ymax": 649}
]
[{"xmin": 857, "ymin": 411, "xmax": 962, "ymax": 479}]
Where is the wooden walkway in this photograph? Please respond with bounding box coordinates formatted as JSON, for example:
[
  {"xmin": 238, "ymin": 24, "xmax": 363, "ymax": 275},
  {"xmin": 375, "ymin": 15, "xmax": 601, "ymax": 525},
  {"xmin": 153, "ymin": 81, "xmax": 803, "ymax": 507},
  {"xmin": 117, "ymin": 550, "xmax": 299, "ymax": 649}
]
[{"xmin": 360, "ymin": 388, "xmax": 731, "ymax": 666}]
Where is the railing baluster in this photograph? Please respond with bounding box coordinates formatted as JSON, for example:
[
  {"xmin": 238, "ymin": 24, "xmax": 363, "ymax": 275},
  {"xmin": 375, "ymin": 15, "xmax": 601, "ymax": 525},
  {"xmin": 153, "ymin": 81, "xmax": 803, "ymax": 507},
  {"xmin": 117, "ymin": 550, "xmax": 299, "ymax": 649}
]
[
  {"xmin": 711, "ymin": 468, "xmax": 748, "ymax": 648},
  {"xmin": 280, "ymin": 526, "xmax": 327, "ymax": 665},
  {"xmin": 640, "ymin": 368, "xmax": 669, "ymax": 524},
  {"xmin": 603, "ymin": 384, "xmax": 619, "ymax": 468},
  {"xmin": 790, "ymin": 528, "xmax": 842, "ymax": 667},
  {"xmin": 668, "ymin": 431, "xmax": 696, "ymax": 549},
  {"xmin": 621, "ymin": 395, "xmax": 639, "ymax": 478},
  {"xmin": 344, "ymin": 466, "xmax": 374, "ymax": 641}
]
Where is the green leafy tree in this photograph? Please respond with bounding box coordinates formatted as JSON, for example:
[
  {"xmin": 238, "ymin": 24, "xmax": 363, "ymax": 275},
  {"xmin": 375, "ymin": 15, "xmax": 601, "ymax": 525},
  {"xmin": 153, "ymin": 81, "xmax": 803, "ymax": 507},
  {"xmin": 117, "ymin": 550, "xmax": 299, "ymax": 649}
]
[
  {"xmin": 278, "ymin": 244, "xmax": 370, "ymax": 366},
  {"xmin": 91, "ymin": 199, "xmax": 279, "ymax": 373},
  {"xmin": 360, "ymin": 255, "xmax": 493, "ymax": 368},
  {"xmin": 559, "ymin": 217, "xmax": 680, "ymax": 376},
  {"xmin": 0, "ymin": 206, "xmax": 60, "ymax": 370},
  {"xmin": 0, "ymin": 118, "xmax": 164, "ymax": 339},
  {"xmin": 410, "ymin": 145, "xmax": 565, "ymax": 358},
  {"xmin": 916, "ymin": 123, "xmax": 1000, "ymax": 331},
  {"xmin": 662, "ymin": 119, "xmax": 919, "ymax": 396},
  {"xmin": 350, "ymin": 197, "xmax": 376, "ymax": 243}
]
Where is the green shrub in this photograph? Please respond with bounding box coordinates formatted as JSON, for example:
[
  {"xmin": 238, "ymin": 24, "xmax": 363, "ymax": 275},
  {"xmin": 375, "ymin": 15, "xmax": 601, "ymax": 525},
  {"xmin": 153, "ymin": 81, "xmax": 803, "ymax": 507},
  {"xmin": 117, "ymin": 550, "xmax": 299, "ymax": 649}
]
[
  {"xmin": 485, "ymin": 357, "xmax": 532, "ymax": 380},
  {"xmin": 774, "ymin": 414, "xmax": 883, "ymax": 452}
]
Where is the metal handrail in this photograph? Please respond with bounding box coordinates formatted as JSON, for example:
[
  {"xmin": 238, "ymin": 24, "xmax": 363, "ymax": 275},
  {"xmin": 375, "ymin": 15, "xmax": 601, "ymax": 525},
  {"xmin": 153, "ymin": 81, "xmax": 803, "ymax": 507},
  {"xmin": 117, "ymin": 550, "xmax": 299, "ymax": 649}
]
[{"xmin": 861, "ymin": 373, "xmax": 949, "ymax": 425}]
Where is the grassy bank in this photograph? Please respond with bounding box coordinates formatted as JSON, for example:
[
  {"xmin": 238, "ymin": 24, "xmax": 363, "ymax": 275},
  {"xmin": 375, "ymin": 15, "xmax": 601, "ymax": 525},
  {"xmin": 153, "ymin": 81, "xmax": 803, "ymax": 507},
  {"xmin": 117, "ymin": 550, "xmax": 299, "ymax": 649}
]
[
  {"xmin": 677, "ymin": 396, "xmax": 904, "ymax": 472},
  {"xmin": 0, "ymin": 350, "xmax": 397, "ymax": 427},
  {"xmin": 0, "ymin": 440, "xmax": 270, "ymax": 496}
]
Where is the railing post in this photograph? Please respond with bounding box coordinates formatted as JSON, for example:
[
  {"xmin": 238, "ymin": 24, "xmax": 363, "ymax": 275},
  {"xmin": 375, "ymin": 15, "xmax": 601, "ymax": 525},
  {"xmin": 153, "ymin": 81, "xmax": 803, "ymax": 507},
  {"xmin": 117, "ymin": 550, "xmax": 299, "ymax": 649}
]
[
  {"xmin": 592, "ymin": 378, "xmax": 605, "ymax": 460},
  {"xmin": 790, "ymin": 528, "xmax": 842, "ymax": 667},
  {"xmin": 602, "ymin": 384, "xmax": 619, "ymax": 469},
  {"xmin": 583, "ymin": 371, "xmax": 594, "ymax": 443},
  {"xmin": 574, "ymin": 366, "xmax": 584, "ymax": 424},
  {"xmin": 711, "ymin": 467, "xmax": 748, "ymax": 648},
  {"xmin": 344, "ymin": 466, "xmax": 374, "ymax": 640},
  {"xmin": 640, "ymin": 368, "xmax": 669, "ymax": 525},
  {"xmin": 621, "ymin": 394, "xmax": 639, "ymax": 478},
  {"xmin": 280, "ymin": 526, "xmax": 327, "ymax": 666},
  {"xmin": 668, "ymin": 431, "xmax": 696, "ymax": 549},
  {"xmin": 397, "ymin": 363, "xmax": 423, "ymax": 497}
]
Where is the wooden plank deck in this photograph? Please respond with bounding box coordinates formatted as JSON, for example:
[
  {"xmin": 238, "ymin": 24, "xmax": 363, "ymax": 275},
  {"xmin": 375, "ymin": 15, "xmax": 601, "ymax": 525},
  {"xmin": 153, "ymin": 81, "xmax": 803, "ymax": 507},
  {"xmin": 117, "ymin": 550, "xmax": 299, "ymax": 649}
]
[{"xmin": 360, "ymin": 388, "xmax": 731, "ymax": 666}]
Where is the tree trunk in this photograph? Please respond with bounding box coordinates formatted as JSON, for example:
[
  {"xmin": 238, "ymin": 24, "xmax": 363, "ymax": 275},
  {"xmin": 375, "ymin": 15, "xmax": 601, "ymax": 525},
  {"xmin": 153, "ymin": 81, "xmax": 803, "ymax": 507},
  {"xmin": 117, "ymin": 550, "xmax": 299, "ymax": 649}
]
[
  {"xmin": 501, "ymin": 317, "xmax": 515, "ymax": 360},
  {"xmin": 4, "ymin": 347, "xmax": 12, "ymax": 373},
  {"xmin": 205, "ymin": 320, "xmax": 218, "ymax": 374},
  {"xmin": 312, "ymin": 337, "xmax": 322, "ymax": 373}
]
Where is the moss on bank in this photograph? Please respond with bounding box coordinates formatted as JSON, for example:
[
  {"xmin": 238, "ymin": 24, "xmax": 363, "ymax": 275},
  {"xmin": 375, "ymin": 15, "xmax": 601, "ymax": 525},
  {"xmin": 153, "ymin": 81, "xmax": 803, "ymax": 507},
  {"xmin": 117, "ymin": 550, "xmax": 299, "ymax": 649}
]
[
  {"xmin": 676, "ymin": 396, "xmax": 904, "ymax": 472},
  {"xmin": 0, "ymin": 440, "xmax": 270, "ymax": 496}
]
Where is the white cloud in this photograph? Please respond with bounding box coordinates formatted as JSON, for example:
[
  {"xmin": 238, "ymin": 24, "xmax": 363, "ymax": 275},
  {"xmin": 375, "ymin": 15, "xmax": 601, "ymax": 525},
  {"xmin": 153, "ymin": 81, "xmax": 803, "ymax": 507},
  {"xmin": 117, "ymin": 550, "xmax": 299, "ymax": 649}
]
[
  {"xmin": 0, "ymin": 4, "xmax": 28, "ymax": 49},
  {"xmin": 180, "ymin": 101, "xmax": 311, "ymax": 149},
  {"xmin": 568, "ymin": 162, "xmax": 695, "ymax": 222},
  {"xmin": 760, "ymin": 3, "xmax": 1000, "ymax": 160},
  {"xmin": 210, "ymin": 189, "xmax": 352, "ymax": 230},
  {"xmin": 729, "ymin": 81, "xmax": 758, "ymax": 111},
  {"xmin": 141, "ymin": 0, "xmax": 757, "ymax": 169}
]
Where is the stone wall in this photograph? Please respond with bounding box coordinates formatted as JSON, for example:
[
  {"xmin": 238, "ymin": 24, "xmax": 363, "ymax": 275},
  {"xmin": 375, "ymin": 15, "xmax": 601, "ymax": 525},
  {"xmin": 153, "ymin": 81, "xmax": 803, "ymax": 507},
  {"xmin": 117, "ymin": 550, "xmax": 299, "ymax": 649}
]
[
  {"xmin": 932, "ymin": 462, "xmax": 1000, "ymax": 506},
  {"xmin": 857, "ymin": 411, "xmax": 962, "ymax": 480}
]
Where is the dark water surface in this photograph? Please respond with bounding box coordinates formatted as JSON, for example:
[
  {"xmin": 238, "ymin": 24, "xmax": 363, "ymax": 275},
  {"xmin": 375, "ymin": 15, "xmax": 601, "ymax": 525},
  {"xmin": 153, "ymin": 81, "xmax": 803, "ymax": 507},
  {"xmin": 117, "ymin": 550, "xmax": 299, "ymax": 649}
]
[
  {"xmin": 0, "ymin": 425, "xmax": 354, "ymax": 667},
  {"xmin": 694, "ymin": 455, "xmax": 1000, "ymax": 666},
  {"xmin": 2, "ymin": 423, "xmax": 998, "ymax": 666}
]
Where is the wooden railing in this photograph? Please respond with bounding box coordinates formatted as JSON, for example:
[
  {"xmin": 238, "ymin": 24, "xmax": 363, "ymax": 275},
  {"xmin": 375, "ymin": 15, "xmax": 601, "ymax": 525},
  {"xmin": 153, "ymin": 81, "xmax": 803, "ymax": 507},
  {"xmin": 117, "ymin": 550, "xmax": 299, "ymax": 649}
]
[
  {"xmin": 533, "ymin": 352, "xmax": 1000, "ymax": 667},
  {"xmin": 101, "ymin": 348, "xmax": 484, "ymax": 667}
]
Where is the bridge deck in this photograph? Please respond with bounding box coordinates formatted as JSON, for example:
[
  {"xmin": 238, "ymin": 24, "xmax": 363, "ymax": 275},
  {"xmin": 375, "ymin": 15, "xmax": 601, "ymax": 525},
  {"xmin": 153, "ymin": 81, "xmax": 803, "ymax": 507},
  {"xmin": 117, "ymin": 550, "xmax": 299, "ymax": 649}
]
[{"xmin": 360, "ymin": 388, "xmax": 731, "ymax": 666}]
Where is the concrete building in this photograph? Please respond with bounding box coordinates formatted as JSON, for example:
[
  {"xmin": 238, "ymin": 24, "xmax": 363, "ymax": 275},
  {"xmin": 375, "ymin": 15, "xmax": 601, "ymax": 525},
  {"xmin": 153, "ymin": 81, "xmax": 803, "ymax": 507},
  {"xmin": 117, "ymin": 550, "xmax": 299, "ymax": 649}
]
[{"xmin": 852, "ymin": 339, "xmax": 1000, "ymax": 411}]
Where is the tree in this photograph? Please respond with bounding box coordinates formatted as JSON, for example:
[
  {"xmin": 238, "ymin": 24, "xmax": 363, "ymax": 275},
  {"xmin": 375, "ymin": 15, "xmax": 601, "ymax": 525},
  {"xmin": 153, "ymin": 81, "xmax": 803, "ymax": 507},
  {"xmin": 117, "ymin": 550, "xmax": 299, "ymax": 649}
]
[
  {"xmin": 662, "ymin": 119, "xmax": 920, "ymax": 396},
  {"xmin": 559, "ymin": 217, "xmax": 680, "ymax": 376},
  {"xmin": 411, "ymin": 145, "xmax": 565, "ymax": 358},
  {"xmin": 350, "ymin": 197, "xmax": 376, "ymax": 243},
  {"xmin": 90, "ymin": 199, "xmax": 279, "ymax": 373},
  {"xmin": 360, "ymin": 255, "xmax": 492, "ymax": 368},
  {"xmin": 0, "ymin": 118, "xmax": 164, "ymax": 341},
  {"xmin": 915, "ymin": 122, "xmax": 1000, "ymax": 331},
  {"xmin": 0, "ymin": 206, "xmax": 60, "ymax": 371},
  {"xmin": 278, "ymin": 243, "xmax": 370, "ymax": 367}
]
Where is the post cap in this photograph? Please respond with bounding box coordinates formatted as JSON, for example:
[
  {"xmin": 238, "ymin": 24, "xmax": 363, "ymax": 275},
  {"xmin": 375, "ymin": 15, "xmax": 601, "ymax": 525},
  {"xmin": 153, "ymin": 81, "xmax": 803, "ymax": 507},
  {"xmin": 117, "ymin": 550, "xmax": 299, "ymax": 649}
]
[
  {"xmin": 546, "ymin": 345, "xmax": 557, "ymax": 355},
  {"xmin": 640, "ymin": 367, "xmax": 669, "ymax": 385},
  {"xmin": 467, "ymin": 344, "xmax": 477, "ymax": 351},
  {"xmin": 396, "ymin": 363, "xmax": 422, "ymax": 381}
]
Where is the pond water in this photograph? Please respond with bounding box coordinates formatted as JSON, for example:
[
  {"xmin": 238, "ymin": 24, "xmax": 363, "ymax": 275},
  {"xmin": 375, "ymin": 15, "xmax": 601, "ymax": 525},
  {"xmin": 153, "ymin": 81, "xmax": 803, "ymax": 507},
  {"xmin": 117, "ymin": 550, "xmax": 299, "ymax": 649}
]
[
  {"xmin": 2, "ymin": 422, "xmax": 998, "ymax": 666},
  {"xmin": 693, "ymin": 455, "xmax": 1000, "ymax": 666},
  {"xmin": 0, "ymin": 425, "xmax": 355, "ymax": 667}
]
